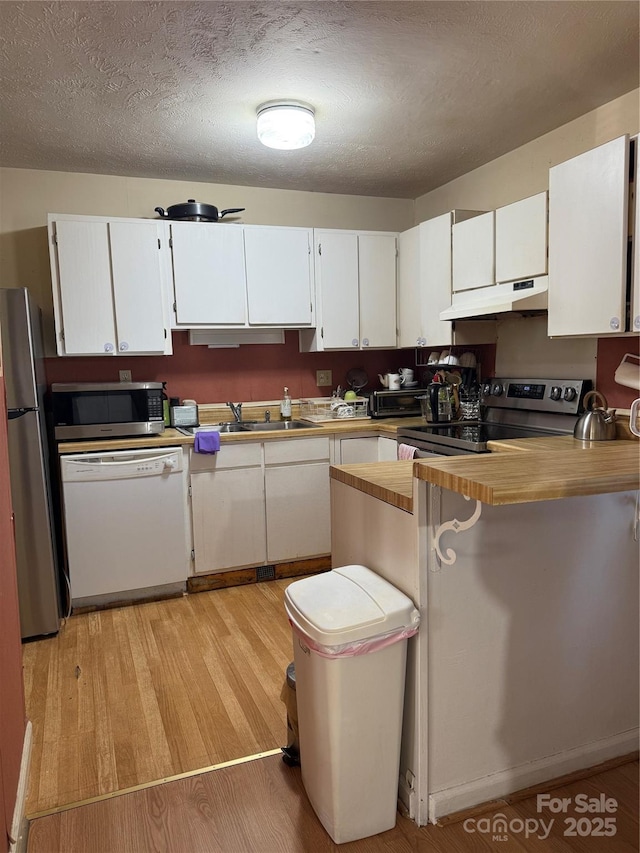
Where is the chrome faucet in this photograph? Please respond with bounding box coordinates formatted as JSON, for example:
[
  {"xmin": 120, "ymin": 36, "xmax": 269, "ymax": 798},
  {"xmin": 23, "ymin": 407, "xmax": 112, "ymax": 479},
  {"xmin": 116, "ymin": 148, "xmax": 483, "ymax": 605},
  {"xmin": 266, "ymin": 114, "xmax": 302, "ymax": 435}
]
[{"xmin": 227, "ymin": 402, "xmax": 242, "ymax": 423}]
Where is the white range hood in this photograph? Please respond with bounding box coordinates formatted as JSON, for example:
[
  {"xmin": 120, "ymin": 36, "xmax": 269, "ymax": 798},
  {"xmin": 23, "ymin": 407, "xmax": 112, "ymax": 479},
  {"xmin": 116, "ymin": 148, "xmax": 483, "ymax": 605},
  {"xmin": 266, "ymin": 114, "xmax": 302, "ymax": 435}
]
[{"xmin": 440, "ymin": 276, "xmax": 548, "ymax": 321}]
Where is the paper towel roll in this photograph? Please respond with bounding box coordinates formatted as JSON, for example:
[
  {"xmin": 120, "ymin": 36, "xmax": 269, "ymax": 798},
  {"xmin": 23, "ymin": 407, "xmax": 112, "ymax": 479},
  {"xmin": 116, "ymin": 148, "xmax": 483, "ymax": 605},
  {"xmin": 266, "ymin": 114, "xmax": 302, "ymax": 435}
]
[{"xmin": 614, "ymin": 353, "xmax": 640, "ymax": 390}]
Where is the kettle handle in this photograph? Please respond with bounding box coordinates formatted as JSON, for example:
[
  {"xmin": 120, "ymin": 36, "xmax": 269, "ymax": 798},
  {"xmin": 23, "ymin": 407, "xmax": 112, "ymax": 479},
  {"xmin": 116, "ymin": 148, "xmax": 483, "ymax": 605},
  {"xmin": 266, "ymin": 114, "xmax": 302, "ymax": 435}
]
[{"xmin": 583, "ymin": 389, "xmax": 608, "ymax": 411}]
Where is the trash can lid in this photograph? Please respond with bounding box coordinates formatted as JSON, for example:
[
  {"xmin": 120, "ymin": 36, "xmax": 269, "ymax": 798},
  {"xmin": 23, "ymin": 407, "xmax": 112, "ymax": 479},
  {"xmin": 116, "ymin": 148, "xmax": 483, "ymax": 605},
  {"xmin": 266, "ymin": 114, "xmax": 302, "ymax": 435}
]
[{"xmin": 284, "ymin": 565, "xmax": 419, "ymax": 647}]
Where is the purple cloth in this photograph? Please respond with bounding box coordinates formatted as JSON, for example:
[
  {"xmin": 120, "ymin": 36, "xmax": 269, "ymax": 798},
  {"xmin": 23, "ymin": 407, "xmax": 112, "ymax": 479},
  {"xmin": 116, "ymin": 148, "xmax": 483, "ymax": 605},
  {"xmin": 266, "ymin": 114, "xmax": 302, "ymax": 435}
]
[{"xmin": 194, "ymin": 430, "xmax": 221, "ymax": 454}]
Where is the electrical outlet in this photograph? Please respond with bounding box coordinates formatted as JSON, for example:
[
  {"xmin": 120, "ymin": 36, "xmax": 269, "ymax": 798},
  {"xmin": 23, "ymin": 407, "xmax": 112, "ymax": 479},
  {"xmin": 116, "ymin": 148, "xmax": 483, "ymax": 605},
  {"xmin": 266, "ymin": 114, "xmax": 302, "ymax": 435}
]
[
  {"xmin": 119, "ymin": 370, "xmax": 132, "ymax": 382},
  {"xmin": 316, "ymin": 369, "xmax": 332, "ymax": 387}
]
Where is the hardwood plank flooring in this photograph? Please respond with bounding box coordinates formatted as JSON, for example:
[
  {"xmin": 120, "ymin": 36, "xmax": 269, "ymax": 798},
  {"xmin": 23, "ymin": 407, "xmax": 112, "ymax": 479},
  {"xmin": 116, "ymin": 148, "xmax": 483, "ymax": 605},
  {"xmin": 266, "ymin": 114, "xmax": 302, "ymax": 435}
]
[
  {"xmin": 27, "ymin": 755, "xmax": 639, "ymax": 853},
  {"xmin": 22, "ymin": 581, "xmax": 296, "ymax": 815}
]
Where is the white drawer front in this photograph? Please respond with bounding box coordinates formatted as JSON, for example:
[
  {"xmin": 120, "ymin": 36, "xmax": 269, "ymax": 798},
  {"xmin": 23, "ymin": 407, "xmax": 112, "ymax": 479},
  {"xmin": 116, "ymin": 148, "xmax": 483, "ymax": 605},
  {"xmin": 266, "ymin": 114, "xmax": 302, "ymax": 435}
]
[
  {"xmin": 190, "ymin": 441, "xmax": 262, "ymax": 472},
  {"xmin": 264, "ymin": 436, "xmax": 330, "ymax": 465}
]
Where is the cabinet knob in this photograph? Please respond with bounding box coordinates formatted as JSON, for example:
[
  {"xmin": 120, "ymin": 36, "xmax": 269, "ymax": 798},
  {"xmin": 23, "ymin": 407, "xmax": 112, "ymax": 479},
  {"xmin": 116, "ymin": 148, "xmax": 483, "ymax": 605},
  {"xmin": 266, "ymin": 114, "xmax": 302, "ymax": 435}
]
[
  {"xmin": 362, "ymin": 338, "xmax": 369, "ymax": 347},
  {"xmin": 104, "ymin": 342, "xmax": 114, "ymax": 353},
  {"xmin": 352, "ymin": 338, "xmax": 359, "ymax": 347},
  {"xmin": 119, "ymin": 341, "xmax": 129, "ymax": 352},
  {"xmin": 634, "ymin": 316, "xmax": 640, "ymax": 331},
  {"xmin": 609, "ymin": 317, "xmax": 620, "ymax": 331}
]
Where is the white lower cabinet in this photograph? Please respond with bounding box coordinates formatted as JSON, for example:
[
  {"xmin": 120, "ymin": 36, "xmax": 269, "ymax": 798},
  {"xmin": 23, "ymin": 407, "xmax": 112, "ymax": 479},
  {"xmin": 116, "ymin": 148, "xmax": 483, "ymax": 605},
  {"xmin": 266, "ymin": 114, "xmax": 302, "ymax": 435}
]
[
  {"xmin": 190, "ymin": 443, "xmax": 266, "ymax": 573},
  {"xmin": 338, "ymin": 435, "xmax": 398, "ymax": 463},
  {"xmin": 189, "ymin": 437, "xmax": 331, "ymax": 574}
]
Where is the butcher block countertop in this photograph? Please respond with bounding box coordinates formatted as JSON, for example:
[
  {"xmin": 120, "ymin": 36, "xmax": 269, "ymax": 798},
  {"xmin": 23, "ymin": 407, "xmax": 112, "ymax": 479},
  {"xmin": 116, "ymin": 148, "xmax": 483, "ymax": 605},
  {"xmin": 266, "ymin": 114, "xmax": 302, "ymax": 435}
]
[
  {"xmin": 331, "ymin": 461, "xmax": 415, "ymax": 513},
  {"xmin": 56, "ymin": 417, "xmax": 424, "ymax": 455},
  {"xmin": 415, "ymin": 439, "xmax": 639, "ymax": 505},
  {"xmin": 331, "ymin": 437, "xmax": 639, "ymax": 511}
]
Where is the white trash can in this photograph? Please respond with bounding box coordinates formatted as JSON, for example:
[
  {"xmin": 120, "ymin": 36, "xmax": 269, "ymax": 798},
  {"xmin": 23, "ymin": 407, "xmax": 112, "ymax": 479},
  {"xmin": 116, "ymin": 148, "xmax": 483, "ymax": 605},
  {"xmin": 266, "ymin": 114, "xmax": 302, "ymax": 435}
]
[{"xmin": 284, "ymin": 565, "xmax": 420, "ymax": 844}]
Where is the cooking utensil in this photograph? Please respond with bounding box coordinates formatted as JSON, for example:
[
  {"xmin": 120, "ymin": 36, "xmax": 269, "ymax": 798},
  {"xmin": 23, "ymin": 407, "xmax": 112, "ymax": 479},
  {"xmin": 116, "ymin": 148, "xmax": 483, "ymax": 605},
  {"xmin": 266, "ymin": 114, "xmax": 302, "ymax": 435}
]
[
  {"xmin": 346, "ymin": 367, "xmax": 368, "ymax": 393},
  {"xmin": 154, "ymin": 199, "xmax": 245, "ymax": 222},
  {"xmin": 573, "ymin": 390, "xmax": 617, "ymax": 441}
]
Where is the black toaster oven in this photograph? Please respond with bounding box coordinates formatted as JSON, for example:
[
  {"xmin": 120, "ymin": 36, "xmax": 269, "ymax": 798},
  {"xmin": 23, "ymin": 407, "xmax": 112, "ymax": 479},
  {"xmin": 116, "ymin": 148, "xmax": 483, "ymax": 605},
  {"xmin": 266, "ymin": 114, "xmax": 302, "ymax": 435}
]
[{"xmin": 369, "ymin": 388, "xmax": 427, "ymax": 418}]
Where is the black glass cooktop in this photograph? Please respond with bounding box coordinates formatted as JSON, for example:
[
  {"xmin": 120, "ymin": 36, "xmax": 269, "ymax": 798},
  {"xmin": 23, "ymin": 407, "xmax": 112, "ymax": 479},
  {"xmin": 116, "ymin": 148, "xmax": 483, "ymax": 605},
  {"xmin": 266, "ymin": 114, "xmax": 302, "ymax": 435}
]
[{"xmin": 398, "ymin": 421, "xmax": 563, "ymax": 453}]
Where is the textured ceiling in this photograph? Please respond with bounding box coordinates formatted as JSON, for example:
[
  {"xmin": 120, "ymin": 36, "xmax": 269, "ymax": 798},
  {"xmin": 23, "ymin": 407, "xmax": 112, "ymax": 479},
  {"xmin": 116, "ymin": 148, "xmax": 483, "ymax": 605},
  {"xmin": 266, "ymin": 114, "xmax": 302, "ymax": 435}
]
[{"xmin": 0, "ymin": 1, "xmax": 638, "ymax": 198}]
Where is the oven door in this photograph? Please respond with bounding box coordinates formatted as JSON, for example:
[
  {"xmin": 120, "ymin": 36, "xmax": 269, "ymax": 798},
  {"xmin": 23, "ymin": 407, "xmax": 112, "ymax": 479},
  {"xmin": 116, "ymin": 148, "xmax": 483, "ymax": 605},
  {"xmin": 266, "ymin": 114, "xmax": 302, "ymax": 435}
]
[{"xmin": 397, "ymin": 438, "xmax": 476, "ymax": 458}]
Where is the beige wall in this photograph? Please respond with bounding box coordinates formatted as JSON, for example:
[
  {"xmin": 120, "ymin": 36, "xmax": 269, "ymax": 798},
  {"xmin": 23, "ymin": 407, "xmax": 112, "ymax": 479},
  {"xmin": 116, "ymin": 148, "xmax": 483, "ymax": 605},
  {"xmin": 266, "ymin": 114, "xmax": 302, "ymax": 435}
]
[
  {"xmin": 0, "ymin": 169, "xmax": 415, "ymax": 340},
  {"xmin": 414, "ymin": 88, "xmax": 639, "ymax": 221}
]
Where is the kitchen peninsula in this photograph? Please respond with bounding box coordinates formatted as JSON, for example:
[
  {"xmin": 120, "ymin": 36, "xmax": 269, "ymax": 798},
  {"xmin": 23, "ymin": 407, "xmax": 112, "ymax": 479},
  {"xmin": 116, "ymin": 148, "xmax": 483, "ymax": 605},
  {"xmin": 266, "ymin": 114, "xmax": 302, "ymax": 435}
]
[{"xmin": 330, "ymin": 437, "xmax": 639, "ymax": 825}]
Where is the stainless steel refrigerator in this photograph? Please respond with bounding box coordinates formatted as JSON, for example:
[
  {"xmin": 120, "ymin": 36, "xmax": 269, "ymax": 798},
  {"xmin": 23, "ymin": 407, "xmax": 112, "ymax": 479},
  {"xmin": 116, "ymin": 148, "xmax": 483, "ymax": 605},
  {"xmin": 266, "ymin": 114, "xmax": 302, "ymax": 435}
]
[{"xmin": 0, "ymin": 288, "xmax": 61, "ymax": 638}]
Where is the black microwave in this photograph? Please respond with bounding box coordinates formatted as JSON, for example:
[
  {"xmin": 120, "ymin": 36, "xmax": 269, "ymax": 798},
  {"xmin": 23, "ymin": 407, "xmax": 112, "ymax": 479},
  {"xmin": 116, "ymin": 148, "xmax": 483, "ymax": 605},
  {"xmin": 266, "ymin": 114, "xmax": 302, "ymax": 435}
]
[{"xmin": 51, "ymin": 382, "xmax": 165, "ymax": 440}]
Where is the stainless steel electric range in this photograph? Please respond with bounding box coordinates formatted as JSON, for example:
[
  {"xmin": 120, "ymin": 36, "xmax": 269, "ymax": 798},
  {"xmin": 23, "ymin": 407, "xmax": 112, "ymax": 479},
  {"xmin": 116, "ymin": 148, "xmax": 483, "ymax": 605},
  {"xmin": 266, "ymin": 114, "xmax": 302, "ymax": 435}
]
[{"xmin": 397, "ymin": 377, "xmax": 592, "ymax": 457}]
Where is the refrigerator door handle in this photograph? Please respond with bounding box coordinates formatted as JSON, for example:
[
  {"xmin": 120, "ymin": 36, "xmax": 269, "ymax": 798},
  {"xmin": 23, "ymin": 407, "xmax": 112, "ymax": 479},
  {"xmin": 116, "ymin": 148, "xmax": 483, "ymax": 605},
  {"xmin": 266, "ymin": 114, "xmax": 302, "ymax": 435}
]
[{"xmin": 8, "ymin": 408, "xmax": 35, "ymax": 420}]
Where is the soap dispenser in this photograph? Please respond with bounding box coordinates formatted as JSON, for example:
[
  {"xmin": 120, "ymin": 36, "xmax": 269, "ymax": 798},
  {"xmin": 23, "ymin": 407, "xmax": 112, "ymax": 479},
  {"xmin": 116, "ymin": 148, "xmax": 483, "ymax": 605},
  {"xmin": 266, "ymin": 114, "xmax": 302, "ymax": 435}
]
[{"xmin": 280, "ymin": 387, "xmax": 292, "ymax": 422}]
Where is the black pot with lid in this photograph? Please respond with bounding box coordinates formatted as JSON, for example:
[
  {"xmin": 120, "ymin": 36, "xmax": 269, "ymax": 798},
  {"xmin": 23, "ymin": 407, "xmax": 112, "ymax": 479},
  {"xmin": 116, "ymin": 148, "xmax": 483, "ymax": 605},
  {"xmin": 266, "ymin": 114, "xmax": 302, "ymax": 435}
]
[{"xmin": 154, "ymin": 200, "xmax": 245, "ymax": 222}]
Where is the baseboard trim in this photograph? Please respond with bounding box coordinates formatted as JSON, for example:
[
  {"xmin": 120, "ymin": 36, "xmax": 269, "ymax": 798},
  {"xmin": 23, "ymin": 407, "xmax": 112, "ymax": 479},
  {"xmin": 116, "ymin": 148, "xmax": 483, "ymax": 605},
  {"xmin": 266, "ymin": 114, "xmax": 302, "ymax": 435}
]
[
  {"xmin": 9, "ymin": 719, "xmax": 32, "ymax": 853},
  {"xmin": 187, "ymin": 556, "xmax": 331, "ymax": 593},
  {"xmin": 428, "ymin": 729, "xmax": 639, "ymax": 824}
]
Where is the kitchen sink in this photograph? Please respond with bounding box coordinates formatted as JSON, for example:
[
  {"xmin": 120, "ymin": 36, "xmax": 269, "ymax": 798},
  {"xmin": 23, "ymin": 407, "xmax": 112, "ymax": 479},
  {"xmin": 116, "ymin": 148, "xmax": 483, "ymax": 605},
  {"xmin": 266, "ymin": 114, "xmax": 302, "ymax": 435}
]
[
  {"xmin": 176, "ymin": 423, "xmax": 254, "ymax": 435},
  {"xmin": 245, "ymin": 420, "xmax": 315, "ymax": 431}
]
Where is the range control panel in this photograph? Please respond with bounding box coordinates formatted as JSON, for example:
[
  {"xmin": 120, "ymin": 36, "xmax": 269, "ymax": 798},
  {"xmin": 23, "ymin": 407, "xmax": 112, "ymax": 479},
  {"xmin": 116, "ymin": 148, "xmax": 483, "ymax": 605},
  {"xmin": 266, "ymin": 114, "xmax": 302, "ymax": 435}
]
[{"xmin": 481, "ymin": 378, "xmax": 592, "ymax": 414}]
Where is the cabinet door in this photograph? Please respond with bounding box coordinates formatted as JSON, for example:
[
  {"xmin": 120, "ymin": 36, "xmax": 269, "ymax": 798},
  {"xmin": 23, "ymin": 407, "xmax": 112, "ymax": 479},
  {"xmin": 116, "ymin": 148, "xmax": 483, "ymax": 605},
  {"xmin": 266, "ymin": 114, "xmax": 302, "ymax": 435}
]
[
  {"xmin": 191, "ymin": 467, "xmax": 266, "ymax": 573},
  {"xmin": 548, "ymin": 136, "xmax": 628, "ymax": 336},
  {"xmin": 632, "ymin": 136, "xmax": 640, "ymax": 333},
  {"xmin": 53, "ymin": 219, "xmax": 116, "ymax": 355},
  {"xmin": 315, "ymin": 231, "xmax": 360, "ymax": 349},
  {"xmin": 244, "ymin": 226, "xmax": 313, "ymax": 326},
  {"xmin": 397, "ymin": 225, "xmax": 424, "ymax": 348},
  {"xmin": 171, "ymin": 222, "xmax": 246, "ymax": 325},
  {"xmin": 109, "ymin": 221, "xmax": 168, "ymax": 353},
  {"xmin": 422, "ymin": 213, "xmax": 455, "ymax": 347},
  {"xmin": 359, "ymin": 234, "xmax": 397, "ymax": 348},
  {"xmin": 452, "ymin": 211, "xmax": 495, "ymax": 292},
  {"xmin": 339, "ymin": 436, "xmax": 379, "ymax": 464},
  {"xmin": 265, "ymin": 462, "xmax": 331, "ymax": 562},
  {"xmin": 495, "ymin": 192, "xmax": 548, "ymax": 283},
  {"xmin": 378, "ymin": 437, "xmax": 399, "ymax": 461}
]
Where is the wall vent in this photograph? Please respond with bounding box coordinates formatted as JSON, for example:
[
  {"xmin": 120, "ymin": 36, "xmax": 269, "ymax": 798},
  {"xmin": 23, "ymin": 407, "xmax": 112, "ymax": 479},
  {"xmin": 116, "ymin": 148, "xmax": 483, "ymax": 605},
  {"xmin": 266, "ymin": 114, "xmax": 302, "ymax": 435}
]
[{"xmin": 256, "ymin": 565, "xmax": 276, "ymax": 582}]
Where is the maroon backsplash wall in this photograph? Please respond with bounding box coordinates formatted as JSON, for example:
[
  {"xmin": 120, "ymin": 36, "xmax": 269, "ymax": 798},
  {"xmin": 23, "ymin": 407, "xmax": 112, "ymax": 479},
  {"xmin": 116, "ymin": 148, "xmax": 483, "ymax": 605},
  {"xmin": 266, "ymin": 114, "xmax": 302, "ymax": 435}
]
[
  {"xmin": 596, "ymin": 337, "xmax": 640, "ymax": 409},
  {"xmin": 44, "ymin": 332, "xmax": 497, "ymax": 404},
  {"xmin": 44, "ymin": 334, "xmax": 638, "ymax": 409}
]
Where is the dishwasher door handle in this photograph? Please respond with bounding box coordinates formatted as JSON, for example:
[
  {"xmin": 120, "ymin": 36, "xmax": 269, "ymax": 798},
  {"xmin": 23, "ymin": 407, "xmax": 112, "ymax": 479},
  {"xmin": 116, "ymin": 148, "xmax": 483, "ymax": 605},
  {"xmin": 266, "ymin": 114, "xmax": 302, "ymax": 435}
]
[{"xmin": 65, "ymin": 453, "xmax": 177, "ymax": 467}]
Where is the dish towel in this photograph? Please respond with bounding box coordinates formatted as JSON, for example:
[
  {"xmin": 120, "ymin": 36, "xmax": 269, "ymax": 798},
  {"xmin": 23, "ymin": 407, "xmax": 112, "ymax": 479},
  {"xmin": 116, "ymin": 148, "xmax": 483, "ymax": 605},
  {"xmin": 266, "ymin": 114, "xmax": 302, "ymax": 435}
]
[
  {"xmin": 398, "ymin": 443, "xmax": 417, "ymax": 460},
  {"xmin": 194, "ymin": 431, "xmax": 221, "ymax": 454}
]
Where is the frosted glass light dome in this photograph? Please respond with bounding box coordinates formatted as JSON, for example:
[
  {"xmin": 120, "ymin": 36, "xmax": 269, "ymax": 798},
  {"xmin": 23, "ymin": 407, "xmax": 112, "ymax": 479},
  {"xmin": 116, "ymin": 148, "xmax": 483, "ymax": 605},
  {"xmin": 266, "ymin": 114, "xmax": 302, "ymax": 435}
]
[{"xmin": 257, "ymin": 102, "xmax": 315, "ymax": 150}]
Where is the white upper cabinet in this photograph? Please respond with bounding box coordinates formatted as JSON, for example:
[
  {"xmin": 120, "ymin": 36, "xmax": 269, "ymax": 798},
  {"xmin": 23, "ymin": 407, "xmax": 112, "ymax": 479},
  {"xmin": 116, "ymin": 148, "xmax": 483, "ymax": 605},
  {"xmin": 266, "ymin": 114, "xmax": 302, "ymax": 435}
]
[
  {"xmin": 452, "ymin": 211, "xmax": 495, "ymax": 292},
  {"xmin": 170, "ymin": 223, "xmax": 313, "ymax": 329},
  {"xmin": 548, "ymin": 135, "xmax": 630, "ymax": 337},
  {"xmin": 243, "ymin": 225, "xmax": 313, "ymax": 326},
  {"xmin": 300, "ymin": 229, "xmax": 397, "ymax": 351},
  {"xmin": 171, "ymin": 222, "xmax": 247, "ymax": 326},
  {"xmin": 49, "ymin": 215, "xmax": 171, "ymax": 356},
  {"xmin": 313, "ymin": 230, "xmax": 360, "ymax": 349},
  {"xmin": 398, "ymin": 212, "xmax": 461, "ymax": 348},
  {"xmin": 495, "ymin": 192, "xmax": 548, "ymax": 283},
  {"xmin": 358, "ymin": 234, "xmax": 397, "ymax": 348},
  {"xmin": 633, "ymin": 137, "xmax": 640, "ymax": 333}
]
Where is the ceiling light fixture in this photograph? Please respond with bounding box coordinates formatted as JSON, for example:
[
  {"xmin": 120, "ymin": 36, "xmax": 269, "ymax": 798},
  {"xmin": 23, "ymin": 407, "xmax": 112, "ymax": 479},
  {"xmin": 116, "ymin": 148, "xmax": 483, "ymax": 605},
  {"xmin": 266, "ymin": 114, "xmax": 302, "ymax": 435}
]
[{"xmin": 256, "ymin": 101, "xmax": 315, "ymax": 150}]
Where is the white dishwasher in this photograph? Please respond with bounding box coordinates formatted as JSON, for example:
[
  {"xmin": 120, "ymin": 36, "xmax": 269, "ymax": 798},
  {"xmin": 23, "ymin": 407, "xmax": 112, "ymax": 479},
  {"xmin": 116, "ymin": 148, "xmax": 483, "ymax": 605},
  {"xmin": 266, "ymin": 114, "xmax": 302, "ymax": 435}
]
[{"xmin": 60, "ymin": 446, "xmax": 189, "ymax": 606}]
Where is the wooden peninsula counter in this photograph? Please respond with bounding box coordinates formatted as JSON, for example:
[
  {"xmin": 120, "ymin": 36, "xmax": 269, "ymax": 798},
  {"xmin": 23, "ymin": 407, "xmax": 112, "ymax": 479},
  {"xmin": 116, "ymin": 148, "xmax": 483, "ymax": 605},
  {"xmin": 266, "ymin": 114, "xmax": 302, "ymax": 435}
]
[{"xmin": 329, "ymin": 437, "xmax": 639, "ymax": 826}]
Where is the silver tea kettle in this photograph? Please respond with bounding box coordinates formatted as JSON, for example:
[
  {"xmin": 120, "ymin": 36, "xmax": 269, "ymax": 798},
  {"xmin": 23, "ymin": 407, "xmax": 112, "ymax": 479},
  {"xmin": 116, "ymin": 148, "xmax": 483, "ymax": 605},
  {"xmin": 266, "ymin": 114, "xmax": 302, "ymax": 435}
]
[{"xmin": 573, "ymin": 390, "xmax": 617, "ymax": 441}]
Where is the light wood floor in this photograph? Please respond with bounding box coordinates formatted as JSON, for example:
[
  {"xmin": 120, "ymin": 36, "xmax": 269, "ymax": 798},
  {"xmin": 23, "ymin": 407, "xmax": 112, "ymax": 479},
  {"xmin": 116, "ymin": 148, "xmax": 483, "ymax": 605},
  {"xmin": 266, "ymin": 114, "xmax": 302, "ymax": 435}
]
[
  {"xmin": 23, "ymin": 580, "xmax": 295, "ymax": 815},
  {"xmin": 28, "ymin": 755, "xmax": 639, "ymax": 852}
]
